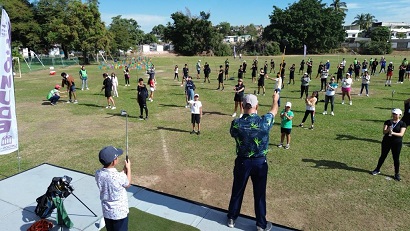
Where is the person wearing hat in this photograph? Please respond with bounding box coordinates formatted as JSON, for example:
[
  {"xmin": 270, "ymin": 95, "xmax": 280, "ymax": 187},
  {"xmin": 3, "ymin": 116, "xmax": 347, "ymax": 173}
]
[
  {"xmin": 232, "ymin": 78, "xmax": 245, "ymax": 118},
  {"xmin": 95, "ymin": 146, "xmax": 131, "ymax": 230},
  {"xmin": 187, "ymin": 94, "xmax": 202, "ymax": 135},
  {"xmin": 385, "ymin": 62, "xmax": 394, "ymax": 86},
  {"xmin": 300, "ymin": 72, "xmax": 311, "ymax": 98},
  {"xmin": 227, "ymin": 92, "xmax": 279, "ymax": 230},
  {"xmin": 47, "ymin": 84, "xmax": 62, "ymax": 106},
  {"xmin": 278, "ymin": 102, "xmax": 294, "ymax": 149},
  {"xmin": 371, "ymin": 109, "xmax": 407, "ymax": 181}
]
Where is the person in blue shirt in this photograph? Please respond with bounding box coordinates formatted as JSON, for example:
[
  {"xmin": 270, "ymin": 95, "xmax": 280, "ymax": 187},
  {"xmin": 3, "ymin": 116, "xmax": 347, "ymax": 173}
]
[{"xmin": 227, "ymin": 92, "xmax": 279, "ymax": 231}]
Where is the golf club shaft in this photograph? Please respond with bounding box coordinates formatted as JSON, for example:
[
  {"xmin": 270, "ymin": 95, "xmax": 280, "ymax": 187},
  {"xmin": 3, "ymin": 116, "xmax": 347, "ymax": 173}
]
[{"xmin": 126, "ymin": 114, "xmax": 129, "ymax": 162}]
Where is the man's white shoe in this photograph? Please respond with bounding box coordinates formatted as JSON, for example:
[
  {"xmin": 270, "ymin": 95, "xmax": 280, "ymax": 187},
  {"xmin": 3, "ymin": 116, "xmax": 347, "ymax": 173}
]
[
  {"xmin": 322, "ymin": 111, "xmax": 327, "ymax": 115},
  {"xmin": 232, "ymin": 113, "xmax": 237, "ymax": 117},
  {"xmin": 331, "ymin": 111, "xmax": 334, "ymax": 116}
]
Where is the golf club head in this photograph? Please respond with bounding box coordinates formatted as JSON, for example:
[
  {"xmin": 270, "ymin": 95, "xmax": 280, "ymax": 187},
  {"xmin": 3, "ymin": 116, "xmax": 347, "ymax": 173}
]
[{"xmin": 120, "ymin": 110, "xmax": 127, "ymax": 116}]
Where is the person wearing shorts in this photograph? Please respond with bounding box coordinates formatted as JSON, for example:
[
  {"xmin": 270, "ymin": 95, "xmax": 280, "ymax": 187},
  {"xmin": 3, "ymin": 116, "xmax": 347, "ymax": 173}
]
[
  {"xmin": 217, "ymin": 65, "xmax": 224, "ymax": 91},
  {"xmin": 278, "ymin": 102, "xmax": 294, "ymax": 149},
  {"xmin": 232, "ymin": 79, "xmax": 245, "ymax": 118},
  {"xmin": 385, "ymin": 62, "xmax": 394, "ymax": 86},
  {"xmin": 188, "ymin": 94, "xmax": 202, "ymax": 135},
  {"xmin": 101, "ymin": 73, "xmax": 116, "ymax": 109},
  {"xmin": 257, "ymin": 68, "xmax": 266, "ymax": 95},
  {"xmin": 341, "ymin": 73, "xmax": 353, "ymax": 105}
]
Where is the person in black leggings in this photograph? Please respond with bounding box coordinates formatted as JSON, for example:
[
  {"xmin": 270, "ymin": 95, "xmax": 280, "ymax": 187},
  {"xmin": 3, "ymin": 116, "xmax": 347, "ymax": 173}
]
[{"xmin": 371, "ymin": 109, "xmax": 407, "ymax": 181}]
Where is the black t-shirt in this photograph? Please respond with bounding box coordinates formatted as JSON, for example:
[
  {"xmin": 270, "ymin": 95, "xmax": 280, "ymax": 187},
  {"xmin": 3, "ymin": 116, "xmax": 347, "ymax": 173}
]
[
  {"xmin": 137, "ymin": 84, "xmax": 148, "ymax": 101},
  {"xmin": 234, "ymin": 84, "xmax": 245, "ymax": 97},
  {"xmin": 103, "ymin": 78, "xmax": 113, "ymax": 91},
  {"xmin": 183, "ymin": 67, "xmax": 189, "ymax": 76},
  {"xmin": 383, "ymin": 120, "xmax": 406, "ymax": 142},
  {"xmin": 238, "ymin": 68, "xmax": 244, "ymax": 79}
]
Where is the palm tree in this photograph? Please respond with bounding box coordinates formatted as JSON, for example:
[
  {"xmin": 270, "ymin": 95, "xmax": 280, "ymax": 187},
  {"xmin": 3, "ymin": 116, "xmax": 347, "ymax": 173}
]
[
  {"xmin": 330, "ymin": 0, "xmax": 348, "ymax": 13},
  {"xmin": 352, "ymin": 13, "xmax": 366, "ymax": 29},
  {"xmin": 364, "ymin": 13, "xmax": 377, "ymax": 30}
]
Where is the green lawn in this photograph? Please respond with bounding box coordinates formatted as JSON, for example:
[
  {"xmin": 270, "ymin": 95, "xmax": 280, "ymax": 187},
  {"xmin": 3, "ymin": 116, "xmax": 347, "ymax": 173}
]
[{"xmin": 1, "ymin": 54, "xmax": 410, "ymax": 230}]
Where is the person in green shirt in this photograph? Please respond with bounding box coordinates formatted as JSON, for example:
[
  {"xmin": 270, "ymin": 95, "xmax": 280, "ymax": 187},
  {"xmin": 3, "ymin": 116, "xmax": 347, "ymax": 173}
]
[
  {"xmin": 79, "ymin": 65, "xmax": 89, "ymax": 90},
  {"xmin": 278, "ymin": 102, "xmax": 294, "ymax": 149}
]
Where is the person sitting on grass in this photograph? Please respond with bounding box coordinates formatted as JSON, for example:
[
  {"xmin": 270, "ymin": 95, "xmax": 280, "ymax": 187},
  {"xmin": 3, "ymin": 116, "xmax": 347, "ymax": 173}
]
[
  {"xmin": 188, "ymin": 94, "xmax": 202, "ymax": 135},
  {"xmin": 47, "ymin": 84, "xmax": 62, "ymax": 106}
]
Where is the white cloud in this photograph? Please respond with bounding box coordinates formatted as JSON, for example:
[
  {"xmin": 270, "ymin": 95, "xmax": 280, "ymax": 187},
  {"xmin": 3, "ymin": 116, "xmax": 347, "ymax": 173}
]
[
  {"xmin": 101, "ymin": 13, "xmax": 169, "ymax": 33},
  {"xmin": 346, "ymin": 3, "xmax": 362, "ymax": 9}
]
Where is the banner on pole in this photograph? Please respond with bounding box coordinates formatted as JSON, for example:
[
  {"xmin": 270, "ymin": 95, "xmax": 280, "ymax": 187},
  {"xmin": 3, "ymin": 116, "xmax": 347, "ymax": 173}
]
[
  {"xmin": 0, "ymin": 9, "xmax": 19, "ymax": 155},
  {"xmin": 303, "ymin": 44, "xmax": 307, "ymax": 57}
]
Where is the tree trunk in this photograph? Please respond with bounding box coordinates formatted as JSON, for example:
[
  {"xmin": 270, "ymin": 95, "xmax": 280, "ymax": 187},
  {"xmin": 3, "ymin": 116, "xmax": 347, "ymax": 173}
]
[
  {"xmin": 62, "ymin": 44, "xmax": 69, "ymax": 59},
  {"xmin": 82, "ymin": 51, "xmax": 89, "ymax": 65}
]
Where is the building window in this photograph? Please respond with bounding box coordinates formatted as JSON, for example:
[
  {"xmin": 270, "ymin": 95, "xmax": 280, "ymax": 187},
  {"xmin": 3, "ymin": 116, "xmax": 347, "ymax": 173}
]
[{"xmin": 352, "ymin": 34, "xmax": 356, "ymax": 38}]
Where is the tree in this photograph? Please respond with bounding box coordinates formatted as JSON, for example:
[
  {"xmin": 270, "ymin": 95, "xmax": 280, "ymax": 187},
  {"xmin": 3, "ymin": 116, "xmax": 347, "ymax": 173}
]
[
  {"xmin": 142, "ymin": 33, "xmax": 158, "ymax": 44},
  {"xmin": 330, "ymin": 0, "xmax": 347, "ymax": 14},
  {"xmin": 109, "ymin": 16, "xmax": 144, "ymax": 54},
  {"xmin": 33, "ymin": 0, "xmax": 110, "ymax": 61},
  {"xmin": 263, "ymin": 0, "xmax": 346, "ymax": 53},
  {"xmin": 2, "ymin": 0, "xmax": 41, "ymax": 51},
  {"xmin": 216, "ymin": 22, "xmax": 231, "ymax": 36},
  {"xmin": 370, "ymin": 26, "xmax": 390, "ymax": 42},
  {"xmin": 352, "ymin": 13, "xmax": 377, "ymax": 31},
  {"xmin": 150, "ymin": 24, "xmax": 166, "ymax": 39},
  {"xmin": 164, "ymin": 10, "xmax": 224, "ymax": 56}
]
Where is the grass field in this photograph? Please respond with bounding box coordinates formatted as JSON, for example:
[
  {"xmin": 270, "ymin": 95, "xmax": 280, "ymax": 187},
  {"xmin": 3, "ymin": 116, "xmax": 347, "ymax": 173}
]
[{"xmin": 1, "ymin": 53, "xmax": 409, "ymax": 230}]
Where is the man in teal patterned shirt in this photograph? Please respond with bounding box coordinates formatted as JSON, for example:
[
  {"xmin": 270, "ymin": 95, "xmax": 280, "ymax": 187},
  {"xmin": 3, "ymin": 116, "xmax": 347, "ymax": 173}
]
[{"xmin": 227, "ymin": 92, "xmax": 279, "ymax": 231}]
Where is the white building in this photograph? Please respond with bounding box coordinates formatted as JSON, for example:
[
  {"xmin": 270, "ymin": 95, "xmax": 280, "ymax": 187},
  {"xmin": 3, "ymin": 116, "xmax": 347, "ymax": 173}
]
[{"xmin": 224, "ymin": 35, "xmax": 252, "ymax": 44}]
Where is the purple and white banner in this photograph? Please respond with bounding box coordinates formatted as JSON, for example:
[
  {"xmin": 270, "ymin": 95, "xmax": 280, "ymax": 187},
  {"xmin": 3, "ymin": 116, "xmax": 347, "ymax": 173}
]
[{"xmin": 0, "ymin": 9, "xmax": 19, "ymax": 155}]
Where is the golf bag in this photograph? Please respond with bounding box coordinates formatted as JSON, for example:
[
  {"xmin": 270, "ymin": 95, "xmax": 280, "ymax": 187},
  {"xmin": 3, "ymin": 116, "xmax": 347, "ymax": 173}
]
[{"xmin": 34, "ymin": 176, "xmax": 73, "ymax": 218}]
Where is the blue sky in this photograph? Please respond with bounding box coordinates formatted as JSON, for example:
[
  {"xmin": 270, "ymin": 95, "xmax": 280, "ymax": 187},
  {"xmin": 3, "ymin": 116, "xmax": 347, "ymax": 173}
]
[{"xmin": 98, "ymin": 0, "xmax": 410, "ymax": 33}]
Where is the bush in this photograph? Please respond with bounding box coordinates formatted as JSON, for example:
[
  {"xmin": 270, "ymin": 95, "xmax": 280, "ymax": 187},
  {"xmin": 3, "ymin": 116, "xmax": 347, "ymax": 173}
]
[
  {"xmin": 213, "ymin": 43, "xmax": 232, "ymax": 56},
  {"xmin": 359, "ymin": 41, "xmax": 392, "ymax": 55}
]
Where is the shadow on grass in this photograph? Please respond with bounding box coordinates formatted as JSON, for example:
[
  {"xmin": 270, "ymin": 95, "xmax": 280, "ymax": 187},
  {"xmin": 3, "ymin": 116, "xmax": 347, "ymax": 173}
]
[
  {"xmin": 81, "ymin": 103, "xmax": 105, "ymax": 108},
  {"xmin": 203, "ymin": 111, "xmax": 230, "ymax": 116},
  {"xmin": 335, "ymin": 134, "xmax": 380, "ymax": 144},
  {"xmin": 157, "ymin": 126, "xmax": 189, "ymax": 133},
  {"xmin": 159, "ymin": 103, "xmax": 184, "ymax": 108},
  {"xmin": 302, "ymin": 158, "xmax": 370, "ymax": 174},
  {"xmin": 359, "ymin": 119, "xmax": 385, "ymax": 123},
  {"xmin": 374, "ymin": 106, "xmax": 392, "ymax": 110}
]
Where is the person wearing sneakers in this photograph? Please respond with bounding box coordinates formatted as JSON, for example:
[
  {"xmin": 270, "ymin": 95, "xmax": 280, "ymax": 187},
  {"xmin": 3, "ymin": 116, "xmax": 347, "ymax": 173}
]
[
  {"xmin": 188, "ymin": 94, "xmax": 202, "ymax": 135},
  {"xmin": 299, "ymin": 91, "xmax": 318, "ymax": 129},
  {"xmin": 227, "ymin": 92, "xmax": 279, "ymax": 231},
  {"xmin": 371, "ymin": 109, "xmax": 407, "ymax": 181},
  {"xmin": 79, "ymin": 65, "xmax": 89, "ymax": 90},
  {"xmin": 137, "ymin": 78, "xmax": 149, "ymax": 120},
  {"xmin": 148, "ymin": 76, "xmax": 155, "ymax": 102},
  {"xmin": 385, "ymin": 62, "xmax": 394, "ymax": 86},
  {"xmin": 232, "ymin": 79, "xmax": 245, "ymax": 118},
  {"xmin": 323, "ymin": 77, "xmax": 338, "ymax": 116},
  {"xmin": 101, "ymin": 73, "xmax": 116, "ymax": 110},
  {"xmin": 278, "ymin": 102, "xmax": 294, "ymax": 149},
  {"xmin": 47, "ymin": 84, "xmax": 62, "ymax": 105},
  {"xmin": 61, "ymin": 72, "xmax": 78, "ymax": 104},
  {"xmin": 358, "ymin": 71, "xmax": 370, "ymax": 96},
  {"xmin": 185, "ymin": 76, "xmax": 196, "ymax": 108},
  {"xmin": 341, "ymin": 73, "xmax": 352, "ymax": 105}
]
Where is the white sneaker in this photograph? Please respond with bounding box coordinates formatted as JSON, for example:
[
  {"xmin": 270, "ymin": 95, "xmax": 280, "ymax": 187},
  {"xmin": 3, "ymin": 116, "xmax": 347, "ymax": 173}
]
[
  {"xmin": 349, "ymin": 101, "xmax": 352, "ymax": 105},
  {"xmin": 331, "ymin": 111, "xmax": 334, "ymax": 116},
  {"xmin": 111, "ymin": 106, "xmax": 116, "ymax": 110},
  {"xmin": 341, "ymin": 101, "xmax": 345, "ymax": 104},
  {"xmin": 366, "ymin": 94, "xmax": 369, "ymax": 97},
  {"xmin": 322, "ymin": 111, "xmax": 327, "ymax": 115},
  {"xmin": 239, "ymin": 114, "xmax": 243, "ymax": 118},
  {"xmin": 232, "ymin": 113, "xmax": 237, "ymax": 117},
  {"xmin": 148, "ymin": 98, "xmax": 152, "ymax": 101},
  {"xmin": 73, "ymin": 100, "xmax": 78, "ymax": 104},
  {"xmin": 106, "ymin": 105, "xmax": 111, "ymax": 109},
  {"xmin": 86, "ymin": 88, "xmax": 89, "ymax": 90},
  {"xmin": 358, "ymin": 94, "xmax": 361, "ymax": 96}
]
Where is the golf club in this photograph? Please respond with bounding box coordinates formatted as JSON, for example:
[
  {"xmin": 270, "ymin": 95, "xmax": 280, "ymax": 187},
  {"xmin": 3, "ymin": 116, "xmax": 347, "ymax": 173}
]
[
  {"xmin": 391, "ymin": 90, "xmax": 396, "ymax": 109},
  {"xmin": 120, "ymin": 109, "xmax": 129, "ymax": 162}
]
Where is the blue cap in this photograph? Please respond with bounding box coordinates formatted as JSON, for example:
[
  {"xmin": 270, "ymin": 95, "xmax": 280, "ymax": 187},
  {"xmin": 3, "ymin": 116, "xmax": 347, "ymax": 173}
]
[{"xmin": 99, "ymin": 146, "xmax": 123, "ymax": 165}]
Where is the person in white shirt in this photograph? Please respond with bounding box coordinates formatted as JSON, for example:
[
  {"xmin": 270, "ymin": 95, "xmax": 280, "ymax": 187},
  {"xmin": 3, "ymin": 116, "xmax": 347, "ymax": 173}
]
[
  {"xmin": 341, "ymin": 73, "xmax": 353, "ymax": 105},
  {"xmin": 111, "ymin": 73, "xmax": 119, "ymax": 97},
  {"xmin": 188, "ymin": 94, "xmax": 203, "ymax": 135},
  {"xmin": 359, "ymin": 71, "xmax": 370, "ymax": 97},
  {"xmin": 299, "ymin": 91, "xmax": 318, "ymax": 129}
]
